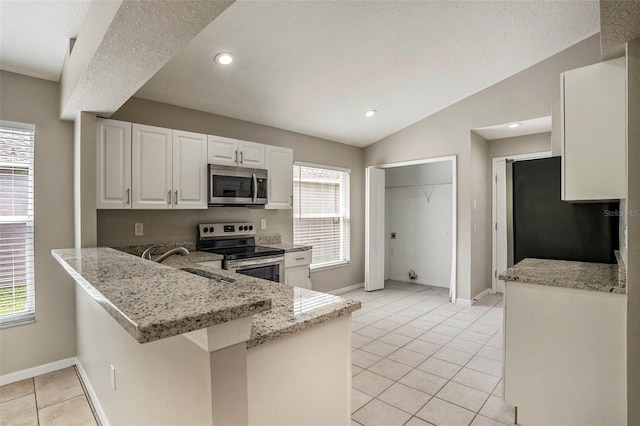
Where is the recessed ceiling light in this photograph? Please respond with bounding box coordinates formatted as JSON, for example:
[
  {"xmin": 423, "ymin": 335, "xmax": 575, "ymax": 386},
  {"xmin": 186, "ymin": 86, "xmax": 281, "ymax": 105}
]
[
  {"xmin": 365, "ymin": 110, "xmax": 377, "ymax": 118},
  {"xmin": 508, "ymin": 123, "xmax": 521, "ymax": 128},
  {"xmin": 215, "ymin": 52, "xmax": 234, "ymax": 65}
]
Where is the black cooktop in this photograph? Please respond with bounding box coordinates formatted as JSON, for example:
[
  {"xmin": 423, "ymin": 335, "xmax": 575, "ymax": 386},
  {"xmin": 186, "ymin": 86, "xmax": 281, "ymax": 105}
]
[{"xmin": 201, "ymin": 245, "xmax": 285, "ymax": 260}]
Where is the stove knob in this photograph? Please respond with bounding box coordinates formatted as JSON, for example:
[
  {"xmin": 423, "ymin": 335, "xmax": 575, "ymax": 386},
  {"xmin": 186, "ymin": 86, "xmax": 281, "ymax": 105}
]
[
  {"xmin": 242, "ymin": 226, "xmax": 247, "ymax": 231},
  {"xmin": 209, "ymin": 226, "xmax": 214, "ymax": 233},
  {"xmin": 249, "ymin": 225, "xmax": 253, "ymax": 230},
  {"xmin": 203, "ymin": 227, "xmax": 208, "ymax": 233}
]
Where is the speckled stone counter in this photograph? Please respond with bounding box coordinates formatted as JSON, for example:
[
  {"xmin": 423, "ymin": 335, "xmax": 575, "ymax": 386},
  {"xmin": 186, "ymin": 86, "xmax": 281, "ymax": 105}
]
[
  {"xmin": 499, "ymin": 258, "xmax": 626, "ymax": 294},
  {"xmin": 52, "ymin": 247, "xmax": 359, "ymax": 348},
  {"xmin": 261, "ymin": 242, "xmax": 313, "ymax": 253}
]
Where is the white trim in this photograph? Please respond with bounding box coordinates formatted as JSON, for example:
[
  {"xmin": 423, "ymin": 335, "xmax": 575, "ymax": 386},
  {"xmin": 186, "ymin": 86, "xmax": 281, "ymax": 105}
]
[
  {"xmin": 293, "ymin": 161, "xmax": 351, "ymax": 173},
  {"xmin": 372, "ymin": 154, "xmax": 457, "ymax": 169},
  {"xmin": 328, "ymin": 282, "xmax": 364, "ymax": 295},
  {"xmin": 0, "ymin": 357, "xmax": 76, "ymax": 386},
  {"xmin": 76, "ymin": 359, "xmax": 110, "ymax": 426},
  {"xmin": 455, "ymin": 298, "xmax": 473, "ymax": 306},
  {"xmin": 311, "ymin": 260, "xmax": 350, "ymax": 272},
  {"xmin": 473, "ymin": 288, "xmax": 493, "ymax": 302},
  {"xmin": 0, "ymin": 120, "xmax": 35, "ymax": 131},
  {"xmin": 491, "ymin": 151, "xmax": 552, "ymax": 293},
  {"xmin": 387, "ymin": 275, "xmax": 449, "ymax": 289}
]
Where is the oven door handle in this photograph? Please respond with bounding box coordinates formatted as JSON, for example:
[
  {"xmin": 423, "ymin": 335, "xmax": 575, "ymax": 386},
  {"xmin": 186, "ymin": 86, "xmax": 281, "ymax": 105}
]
[
  {"xmin": 227, "ymin": 256, "xmax": 284, "ymax": 269},
  {"xmin": 252, "ymin": 173, "xmax": 258, "ymax": 204}
]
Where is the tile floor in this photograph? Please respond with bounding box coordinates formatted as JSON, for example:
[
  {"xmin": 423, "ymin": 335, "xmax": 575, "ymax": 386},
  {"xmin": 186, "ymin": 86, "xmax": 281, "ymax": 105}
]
[
  {"xmin": 0, "ymin": 366, "xmax": 99, "ymax": 426},
  {"xmin": 343, "ymin": 281, "xmax": 515, "ymax": 426}
]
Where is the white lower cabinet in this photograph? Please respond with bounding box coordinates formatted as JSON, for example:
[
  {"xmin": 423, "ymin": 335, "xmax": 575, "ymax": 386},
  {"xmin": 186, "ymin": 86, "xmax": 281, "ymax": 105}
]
[
  {"xmin": 284, "ymin": 250, "xmax": 311, "ymax": 289},
  {"xmin": 503, "ymin": 281, "xmax": 627, "ymax": 425}
]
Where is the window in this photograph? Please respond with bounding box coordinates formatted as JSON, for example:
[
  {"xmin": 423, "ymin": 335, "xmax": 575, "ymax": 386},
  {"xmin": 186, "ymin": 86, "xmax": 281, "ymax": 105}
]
[
  {"xmin": 293, "ymin": 163, "xmax": 350, "ymax": 269},
  {"xmin": 0, "ymin": 124, "xmax": 35, "ymax": 327}
]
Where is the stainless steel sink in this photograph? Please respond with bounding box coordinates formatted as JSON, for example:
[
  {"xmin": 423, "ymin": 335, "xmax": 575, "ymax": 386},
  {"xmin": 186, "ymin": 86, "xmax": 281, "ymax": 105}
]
[{"xmin": 179, "ymin": 267, "xmax": 235, "ymax": 284}]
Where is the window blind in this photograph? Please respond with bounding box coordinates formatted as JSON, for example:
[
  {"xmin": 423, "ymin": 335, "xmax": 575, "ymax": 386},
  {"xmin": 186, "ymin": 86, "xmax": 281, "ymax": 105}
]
[
  {"xmin": 0, "ymin": 126, "xmax": 35, "ymax": 327},
  {"xmin": 293, "ymin": 163, "xmax": 350, "ymax": 269}
]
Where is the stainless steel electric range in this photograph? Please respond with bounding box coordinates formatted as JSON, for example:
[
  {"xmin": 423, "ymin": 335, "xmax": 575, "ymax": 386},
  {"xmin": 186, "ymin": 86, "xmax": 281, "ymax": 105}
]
[{"xmin": 196, "ymin": 222, "xmax": 285, "ymax": 283}]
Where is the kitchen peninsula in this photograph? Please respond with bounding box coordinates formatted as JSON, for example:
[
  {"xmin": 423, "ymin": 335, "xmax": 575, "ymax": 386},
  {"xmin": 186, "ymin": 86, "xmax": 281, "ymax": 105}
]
[{"xmin": 52, "ymin": 247, "xmax": 360, "ymax": 425}]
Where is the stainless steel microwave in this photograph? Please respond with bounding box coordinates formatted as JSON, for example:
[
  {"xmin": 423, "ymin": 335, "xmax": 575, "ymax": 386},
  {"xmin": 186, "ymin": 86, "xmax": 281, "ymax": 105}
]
[{"xmin": 208, "ymin": 164, "xmax": 268, "ymax": 206}]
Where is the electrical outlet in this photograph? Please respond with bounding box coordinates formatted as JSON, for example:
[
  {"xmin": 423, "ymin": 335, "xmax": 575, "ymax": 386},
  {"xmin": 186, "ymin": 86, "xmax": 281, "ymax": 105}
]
[
  {"xmin": 110, "ymin": 365, "xmax": 116, "ymax": 390},
  {"xmin": 135, "ymin": 223, "xmax": 143, "ymax": 236},
  {"xmin": 260, "ymin": 219, "xmax": 267, "ymax": 230}
]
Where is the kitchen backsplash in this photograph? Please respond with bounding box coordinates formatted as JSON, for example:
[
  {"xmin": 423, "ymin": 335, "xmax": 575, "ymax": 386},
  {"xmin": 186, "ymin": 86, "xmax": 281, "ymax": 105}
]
[{"xmin": 97, "ymin": 208, "xmax": 292, "ymax": 247}]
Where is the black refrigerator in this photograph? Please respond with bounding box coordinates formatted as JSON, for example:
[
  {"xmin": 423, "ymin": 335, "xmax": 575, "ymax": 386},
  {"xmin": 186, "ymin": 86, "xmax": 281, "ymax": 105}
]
[{"xmin": 506, "ymin": 156, "xmax": 619, "ymax": 266}]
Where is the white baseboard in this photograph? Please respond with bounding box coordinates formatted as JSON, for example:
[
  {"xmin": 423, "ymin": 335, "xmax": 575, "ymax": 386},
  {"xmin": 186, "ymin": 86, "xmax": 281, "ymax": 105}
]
[
  {"xmin": 0, "ymin": 357, "xmax": 77, "ymax": 386},
  {"xmin": 387, "ymin": 275, "xmax": 450, "ymax": 289},
  {"xmin": 328, "ymin": 282, "xmax": 364, "ymax": 295},
  {"xmin": 75, "ymin": 359, "xmax": 110, "ymax": 426},
  {"xmin": 455, "ymin": 288, "xmax": 493, "ymax": 306}
]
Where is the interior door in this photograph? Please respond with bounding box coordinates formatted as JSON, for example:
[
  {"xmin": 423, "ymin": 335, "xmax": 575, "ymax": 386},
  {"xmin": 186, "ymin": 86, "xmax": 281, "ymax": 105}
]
[{"xmin": 365, "ymin": 167, "xmax": 385, "ymax": 291}]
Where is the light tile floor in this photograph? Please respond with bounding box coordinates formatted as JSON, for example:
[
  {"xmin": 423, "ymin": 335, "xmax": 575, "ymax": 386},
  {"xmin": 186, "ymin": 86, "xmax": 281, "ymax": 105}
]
[
  {"xmin": 344, "ymin": 281, "xmax": 515, "ymax": 426},
  {"xmin": 0, "ymin": 366, "xmax": 99, "ymax": 426}
]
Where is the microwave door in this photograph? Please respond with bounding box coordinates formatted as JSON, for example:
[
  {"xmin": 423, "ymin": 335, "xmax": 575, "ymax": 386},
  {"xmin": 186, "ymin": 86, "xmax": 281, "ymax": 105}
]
[{"xmin": 210, "ymin": 173, "xmax": 254, "ymax": 204}]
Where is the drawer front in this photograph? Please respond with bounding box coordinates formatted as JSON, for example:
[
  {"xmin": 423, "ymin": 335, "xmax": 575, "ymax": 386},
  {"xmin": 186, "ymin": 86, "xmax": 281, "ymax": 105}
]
[{"xmin": 285, "ymin": 250, "xmax": 312, "ymax": 267}]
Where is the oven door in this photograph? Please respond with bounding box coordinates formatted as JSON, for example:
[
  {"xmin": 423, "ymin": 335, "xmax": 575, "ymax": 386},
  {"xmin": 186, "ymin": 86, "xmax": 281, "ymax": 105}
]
[{"xmin": 225, "ymin": 256, "xmax": 285, "ymax": 283}]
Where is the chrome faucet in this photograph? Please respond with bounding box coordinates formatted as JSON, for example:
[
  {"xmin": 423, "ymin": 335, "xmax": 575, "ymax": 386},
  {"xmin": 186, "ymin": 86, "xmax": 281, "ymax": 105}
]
[{"xmin": 141, "ymin": 246, "xmax": 189, "ymax": 263}]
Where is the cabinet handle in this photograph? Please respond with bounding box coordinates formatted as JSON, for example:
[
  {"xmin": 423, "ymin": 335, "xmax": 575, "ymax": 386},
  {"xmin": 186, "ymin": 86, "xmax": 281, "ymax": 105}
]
[
  {"xmin": 240, "ymin": 151, "xmax": 244, "ymax": 164},
  {"xmin": 295, "ymin": 257, "xmax": 304, "ymax": 261},
  {"xmin": 235, "ymin": 150, "xmax": 238, "ymax": 163},
  {"xmin": 126, "ymin": 188, "xmax": 130, "ymax": 205},
  {"xmin": 174, "ymin": 190, "xmax": 178, "ymax": 205},
  {"xmin": 168, "ymin": 190, "xmax": 172, "ymax": 205}
]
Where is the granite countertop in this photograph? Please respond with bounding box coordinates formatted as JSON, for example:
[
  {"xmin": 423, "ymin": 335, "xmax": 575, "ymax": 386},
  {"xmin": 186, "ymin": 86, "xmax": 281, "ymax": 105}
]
[
  {"xmin": 261, "ymin": 243, "xmax": 312, "ymax": 253},
  {"xmin": 52, "ymin": 247, "xmax": 359, "ymax": 348},
  {"xmin": 499, "ymin": 258, "xmax": 626, "ymax": 295}
]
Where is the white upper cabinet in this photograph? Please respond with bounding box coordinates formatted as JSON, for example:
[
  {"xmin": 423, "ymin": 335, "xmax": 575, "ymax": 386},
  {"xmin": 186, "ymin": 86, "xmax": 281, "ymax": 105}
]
[
  {"xmin": 207, "ymin": 135, "xmax": 239, "ymax": 166},
  {"xmin": 237, "ymin": 140, "xmax": 265, "ymax": 168},
  {"xmin": 265, "ymin": 145, "xmax": 293, "ymax": 209},
  {"xmin": 132, "ymin": 124, "xmax": 173, "ymax": 209},
  {"xmin": 96, "ymin": 119, "xmax": 132, "ymax": 209},
  {"xmin": 207, "ymin": 136, "xmax": 266, "ymax": 169},
  {"xmin": 173, "ymin": 130, "xmax": 208, "ymax": 209},
  {"xmin": 97, "ymin": 122, "xmax": 208, "ymax": 210},
  {"xmin": 561, "ymin": 57, "xmax": 626, "ymax": 201}
]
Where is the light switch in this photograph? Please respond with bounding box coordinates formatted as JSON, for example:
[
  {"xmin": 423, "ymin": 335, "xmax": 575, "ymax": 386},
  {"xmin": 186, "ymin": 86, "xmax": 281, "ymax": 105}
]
[
  {"xmin": 260, "ymin": 219, "xmax": 267, "ymax": 230},
  {"xmin": 135, "ymin": 223, "xmax": 143, "ymax": 236}
]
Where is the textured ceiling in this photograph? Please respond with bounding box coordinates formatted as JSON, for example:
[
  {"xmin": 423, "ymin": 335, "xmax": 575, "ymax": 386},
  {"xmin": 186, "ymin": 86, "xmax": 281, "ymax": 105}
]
[
  {"xmin": 0, "ymin": 0, "xmax": 91, "ymax": 81},
  {"xmin": 136, "ymin": 1, "xmax": 600, "ymax": 147}
]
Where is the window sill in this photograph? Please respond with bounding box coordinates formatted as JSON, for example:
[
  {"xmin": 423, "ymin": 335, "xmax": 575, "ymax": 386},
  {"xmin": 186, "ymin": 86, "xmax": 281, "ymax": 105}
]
[
  {"xmin": 0, "ymin": 318, "xmax": 35, "ymax": 330},
  {"xmin": 310, "ymin": 261, "xmax": 350, "ymax": 272}
]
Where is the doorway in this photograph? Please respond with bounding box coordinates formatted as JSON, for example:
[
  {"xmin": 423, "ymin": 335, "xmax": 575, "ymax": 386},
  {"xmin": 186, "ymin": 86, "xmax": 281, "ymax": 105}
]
[
  {"xmin": 491, "ymin": 151, "xmax": 551, "ymax": 293},
  {"xmin": 365, "ymin": 156, "xmax": 457, "ymax": 302}
]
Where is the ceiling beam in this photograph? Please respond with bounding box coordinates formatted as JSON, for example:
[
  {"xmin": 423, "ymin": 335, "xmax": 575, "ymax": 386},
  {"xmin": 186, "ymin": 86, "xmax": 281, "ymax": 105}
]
[
  {"xmin": 59, "ymin": 0, "xmax": 235, "ymax": 120},
  {"xmin": 600, "ymin": 0, "xmax": 640, "ymax": 60}
]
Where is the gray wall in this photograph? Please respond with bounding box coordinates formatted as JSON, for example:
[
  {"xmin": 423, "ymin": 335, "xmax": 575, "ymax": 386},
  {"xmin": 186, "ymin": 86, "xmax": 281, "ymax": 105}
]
[
  {"xmin": 627, "ymin": 37, "xmax": 640, "ymax": 426},
  {"xmin": 0, "ymin": 71, "xmax": 76, "ymax": 374},
  {"xmin": 470, "ymin": 132, "xmax": 492, "ymax": 299},
  {"xmin": 363, "ymin": 34, "xmax": 601, "ymax": 300},
  {"xmin": 104, "ymin": 98, "xmax": 364, "ymax": 293},
  {"xmin": 488, "ymin": 132, "xmax": 552, "ymax": 159}
]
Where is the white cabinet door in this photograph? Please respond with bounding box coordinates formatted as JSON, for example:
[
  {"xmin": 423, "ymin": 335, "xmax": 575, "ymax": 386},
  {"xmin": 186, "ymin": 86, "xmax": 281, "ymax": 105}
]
[
  {"xmin": 173, "ymin": 130, "xmax": 208, "ymax": 209},
  {"xmin": 562, "ymin": 57, "xmax": 626, "ymax": 201},
  {"xmin": 238, "ymin": 140, "xmax": 265, "ymax": 169},
  {"xmin": 96, "ymin": 119, "xmax": 132, "ymax": 209},
  {"xmin": 132, "ymin": 124, "xmax": 173, "ymax": 209},
  {"xmin": 208, "ymin": 135, "xmax": 239, "ymax": 166},
  {"xmin": 285, "ymin": 266, "xmax": 311, "ymax": 289},
  {"xmin": 265, "ymin": 146, "xmax": 293, "ymax": 209}
]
